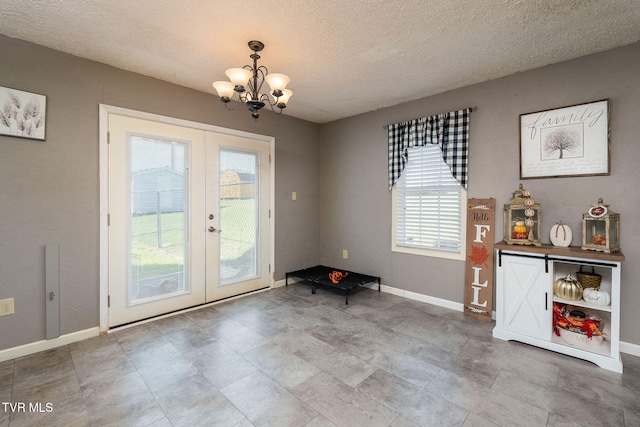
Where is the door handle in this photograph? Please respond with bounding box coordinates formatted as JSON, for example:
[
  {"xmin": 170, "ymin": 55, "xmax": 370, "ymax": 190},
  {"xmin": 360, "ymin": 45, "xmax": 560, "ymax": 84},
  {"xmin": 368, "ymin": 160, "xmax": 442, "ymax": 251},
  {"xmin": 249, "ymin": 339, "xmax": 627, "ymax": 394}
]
[{"xmin": 208, "ymin": 226, "xmax": 221, "ymax": 233}]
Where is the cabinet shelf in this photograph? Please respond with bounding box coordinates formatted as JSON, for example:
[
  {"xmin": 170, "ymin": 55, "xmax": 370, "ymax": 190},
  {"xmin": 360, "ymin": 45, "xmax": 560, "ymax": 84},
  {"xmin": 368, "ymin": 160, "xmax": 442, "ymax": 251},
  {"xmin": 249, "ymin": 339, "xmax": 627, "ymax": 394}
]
[
  {"xmin": 552, "ymin": 296, "xmax": 611, "ymax": 312},
  {"xmin": 550, "ymin": 333, "xmax": 611, "ymax": 357},
  {"xmin": 493, "ymin": 245, "xmax": 623, "ymax": 373}
]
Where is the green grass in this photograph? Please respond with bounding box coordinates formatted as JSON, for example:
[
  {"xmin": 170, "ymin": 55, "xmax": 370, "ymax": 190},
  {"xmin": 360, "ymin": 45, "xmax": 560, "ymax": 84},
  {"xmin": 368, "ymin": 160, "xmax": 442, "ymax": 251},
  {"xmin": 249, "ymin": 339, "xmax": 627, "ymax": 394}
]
[
  {"xmin": 130, "ymin": 199, "xmax": 256, "ymax": 279},
  {"xmin": 131, "ymin": 212, "xmax": 185, "ymax": 279},
  {"xmin": 220, "ymin": 199, "xmax": 256, "ymax": 261}
]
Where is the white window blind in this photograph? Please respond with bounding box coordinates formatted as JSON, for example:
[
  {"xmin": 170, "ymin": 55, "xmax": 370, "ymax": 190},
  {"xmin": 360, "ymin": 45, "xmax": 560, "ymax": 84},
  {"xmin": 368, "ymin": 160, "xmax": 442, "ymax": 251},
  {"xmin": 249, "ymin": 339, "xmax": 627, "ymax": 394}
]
[{"xmin": 395, "ymin": 145, "xmax": 462, "ymax": 253}]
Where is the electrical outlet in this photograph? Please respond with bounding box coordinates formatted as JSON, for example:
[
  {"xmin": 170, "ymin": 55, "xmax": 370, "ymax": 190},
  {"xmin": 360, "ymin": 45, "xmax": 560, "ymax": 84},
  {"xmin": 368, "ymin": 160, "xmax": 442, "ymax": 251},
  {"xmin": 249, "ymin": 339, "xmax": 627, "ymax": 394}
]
[
  {"xmin": 343, "ymin": 249, "xmax": 348, "ymax": 259},
  {"xmin": 0, "ymin": 298, "xmax": 15, "ymax": 316}
]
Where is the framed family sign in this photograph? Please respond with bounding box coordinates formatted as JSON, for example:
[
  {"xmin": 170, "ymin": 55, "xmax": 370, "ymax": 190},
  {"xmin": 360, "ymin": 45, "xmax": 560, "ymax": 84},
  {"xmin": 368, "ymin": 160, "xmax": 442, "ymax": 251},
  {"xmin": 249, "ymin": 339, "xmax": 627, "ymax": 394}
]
[{"xmin": 519, "ymin": 99, "xmax": 610, "ymax": 179}]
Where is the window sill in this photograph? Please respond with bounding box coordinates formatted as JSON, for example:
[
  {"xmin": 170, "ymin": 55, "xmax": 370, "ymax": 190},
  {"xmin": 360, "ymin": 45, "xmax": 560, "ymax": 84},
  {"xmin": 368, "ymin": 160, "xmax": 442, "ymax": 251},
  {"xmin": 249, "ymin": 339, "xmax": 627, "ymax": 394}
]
[{"xmin": 392, "ymin": 244, "xmax": 466, "ymax": 261}]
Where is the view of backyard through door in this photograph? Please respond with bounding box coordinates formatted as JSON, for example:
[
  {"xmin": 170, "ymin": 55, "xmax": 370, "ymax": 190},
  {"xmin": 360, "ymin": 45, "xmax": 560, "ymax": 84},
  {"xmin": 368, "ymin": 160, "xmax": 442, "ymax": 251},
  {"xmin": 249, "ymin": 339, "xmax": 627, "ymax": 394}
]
[
  {"xmin": 205, "ymin": 132, "xmax": 271, "ymax": 302},
  {"xmin": 107, "ymin": 114, "xmax": 271, "ymax": 327}
]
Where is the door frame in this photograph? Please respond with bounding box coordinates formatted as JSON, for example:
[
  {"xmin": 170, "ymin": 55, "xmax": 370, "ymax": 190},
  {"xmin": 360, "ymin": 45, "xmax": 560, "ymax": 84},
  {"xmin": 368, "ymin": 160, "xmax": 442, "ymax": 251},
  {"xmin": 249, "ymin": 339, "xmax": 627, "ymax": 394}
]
[{"xmin": 99, "ymin": 104, "xmax": 275, "ymax": 333}]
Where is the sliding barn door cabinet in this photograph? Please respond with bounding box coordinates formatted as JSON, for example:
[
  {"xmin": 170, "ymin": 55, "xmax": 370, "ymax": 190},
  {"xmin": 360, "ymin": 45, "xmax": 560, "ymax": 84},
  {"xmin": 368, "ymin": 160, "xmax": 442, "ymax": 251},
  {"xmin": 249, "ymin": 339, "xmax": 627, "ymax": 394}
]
[{"xmin": 493, "ymin": 242, "xmax": 625, "ymax": 372}]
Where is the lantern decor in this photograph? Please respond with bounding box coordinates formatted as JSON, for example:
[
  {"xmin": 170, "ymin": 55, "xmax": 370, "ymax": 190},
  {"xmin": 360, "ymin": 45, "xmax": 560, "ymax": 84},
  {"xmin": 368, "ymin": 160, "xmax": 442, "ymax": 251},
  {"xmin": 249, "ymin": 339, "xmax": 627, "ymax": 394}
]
[
  {"xmin": 503, "ymin": 183, "xmax": 541, "ymax": 246},
  {"xmin": 581, "ymin": 198, "xmax": 620, "ymax": 253}
]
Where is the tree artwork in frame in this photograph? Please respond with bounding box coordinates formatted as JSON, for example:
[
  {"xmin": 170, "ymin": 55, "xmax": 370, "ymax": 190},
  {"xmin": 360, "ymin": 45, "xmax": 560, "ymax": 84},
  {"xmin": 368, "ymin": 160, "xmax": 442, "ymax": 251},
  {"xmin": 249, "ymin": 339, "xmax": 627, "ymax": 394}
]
[
  {"xmin": 0, "ymin": 86, "xmax": 47, "ymax": 141},
  {"xmin": 519, "ymin": 99, "xmax": 609, "ymax": 179}
]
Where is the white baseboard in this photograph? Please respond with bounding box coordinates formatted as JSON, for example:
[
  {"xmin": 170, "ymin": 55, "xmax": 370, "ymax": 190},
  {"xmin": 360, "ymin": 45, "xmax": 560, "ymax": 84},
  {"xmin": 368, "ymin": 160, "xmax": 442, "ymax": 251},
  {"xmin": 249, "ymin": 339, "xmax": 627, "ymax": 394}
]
[
  {"xmin": 362, "ymin": 282, "xmax": 466, "ymax": 312},
  {"xmin": 620, "ymin": 340, "xmax": 640, "ymax": 358},
  {"xmin": 0, "ymin": 327, "xmax": 100, "ymax": 362},
  {"xmin": 274, "ymin": 277, "xmax": 303, "ymax": 288}
]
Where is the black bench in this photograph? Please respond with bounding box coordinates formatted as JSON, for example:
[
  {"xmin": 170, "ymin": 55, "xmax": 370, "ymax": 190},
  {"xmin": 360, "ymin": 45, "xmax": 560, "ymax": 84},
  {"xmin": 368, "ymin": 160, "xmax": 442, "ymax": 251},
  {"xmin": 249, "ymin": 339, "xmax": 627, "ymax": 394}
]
[{"xmin": 285, "ymin": 265, "xmax": 380, "ymax": 304}]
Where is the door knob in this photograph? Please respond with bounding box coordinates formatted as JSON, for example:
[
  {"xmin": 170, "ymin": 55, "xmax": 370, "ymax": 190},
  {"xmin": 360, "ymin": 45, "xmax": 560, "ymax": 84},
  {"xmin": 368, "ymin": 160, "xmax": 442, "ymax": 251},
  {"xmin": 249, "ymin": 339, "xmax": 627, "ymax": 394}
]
[{"xmin": 208, "ymin": 226, "xmax": 221, "ymax": 233}]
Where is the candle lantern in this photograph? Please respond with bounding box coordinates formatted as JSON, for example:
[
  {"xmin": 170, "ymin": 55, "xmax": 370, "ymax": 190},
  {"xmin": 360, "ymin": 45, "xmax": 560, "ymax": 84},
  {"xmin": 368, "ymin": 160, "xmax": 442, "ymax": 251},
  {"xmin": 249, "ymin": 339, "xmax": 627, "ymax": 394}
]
[
  {"xmin": 503, "ymin": 183, "xmax": 541, "ymax": 246},
  {"xmin": 582, "ymin": 198, "xmax": 620, "ymax": 253}
]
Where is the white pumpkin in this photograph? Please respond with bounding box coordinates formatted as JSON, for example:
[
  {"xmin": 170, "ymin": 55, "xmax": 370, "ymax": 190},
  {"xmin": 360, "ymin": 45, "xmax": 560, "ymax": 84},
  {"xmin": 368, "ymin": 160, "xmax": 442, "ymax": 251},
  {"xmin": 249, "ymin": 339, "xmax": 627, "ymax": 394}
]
[
  {"xmin": 583, "ymin": 287, "xmax": 611, "ymax": 306},
  {"xmin": 550, "ymin": 221, "xmax": 572, "ymax": 247}
]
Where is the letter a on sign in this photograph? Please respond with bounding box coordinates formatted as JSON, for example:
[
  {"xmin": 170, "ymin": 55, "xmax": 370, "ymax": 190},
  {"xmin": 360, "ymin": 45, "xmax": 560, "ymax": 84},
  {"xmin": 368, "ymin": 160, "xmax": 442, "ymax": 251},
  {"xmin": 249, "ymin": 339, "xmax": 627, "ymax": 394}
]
[{"xmin": 464, "ymin": 198, "xmax": 495, "ymax": 322}]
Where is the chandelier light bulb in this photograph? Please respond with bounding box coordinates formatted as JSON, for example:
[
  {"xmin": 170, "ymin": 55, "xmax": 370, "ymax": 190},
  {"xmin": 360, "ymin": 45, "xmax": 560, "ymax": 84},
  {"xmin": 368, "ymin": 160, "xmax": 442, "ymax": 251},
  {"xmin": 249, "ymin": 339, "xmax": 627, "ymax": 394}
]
[
  {"xmin": 212, "ymin": 81, "xmax": 235, "ymax": 100},
  {"xmin": 265, "ymin": 73, "xmax": 290, "ymax": 95},
  {"xmin": 274, "ymin": 89, "xmax": 293, "ymax": 108},
  {"xmin": 225, "ymin": 68, "xmax": 252, "ymax": 90}
]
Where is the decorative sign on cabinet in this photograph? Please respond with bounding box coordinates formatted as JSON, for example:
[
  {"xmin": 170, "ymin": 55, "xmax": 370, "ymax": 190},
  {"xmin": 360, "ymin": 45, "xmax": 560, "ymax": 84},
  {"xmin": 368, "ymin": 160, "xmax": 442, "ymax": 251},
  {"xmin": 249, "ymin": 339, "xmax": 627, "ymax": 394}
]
[{"xmin": 493, "ymin": 242, "xmax": 625, "ymax": 372}]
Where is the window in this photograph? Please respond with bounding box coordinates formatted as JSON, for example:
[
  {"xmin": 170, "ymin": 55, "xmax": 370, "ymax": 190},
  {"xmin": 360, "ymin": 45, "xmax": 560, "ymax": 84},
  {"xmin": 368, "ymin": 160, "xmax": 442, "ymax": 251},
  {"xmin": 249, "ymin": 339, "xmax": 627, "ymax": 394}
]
[{"xmin": 392, "ymin": 145, "xmax": 467, "ymax": 260}]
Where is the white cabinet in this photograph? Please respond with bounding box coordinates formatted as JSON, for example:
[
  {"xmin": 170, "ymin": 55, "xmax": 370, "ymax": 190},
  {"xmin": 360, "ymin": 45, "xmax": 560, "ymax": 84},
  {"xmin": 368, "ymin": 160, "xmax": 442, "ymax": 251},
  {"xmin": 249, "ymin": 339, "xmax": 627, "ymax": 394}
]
[
  {"xmin": 495, "ymin": 252, "xmax": 550, "ymax": 340},
  {"xmin": 493, "ymin": 243, "xmax": 624, "ymax": 373}
]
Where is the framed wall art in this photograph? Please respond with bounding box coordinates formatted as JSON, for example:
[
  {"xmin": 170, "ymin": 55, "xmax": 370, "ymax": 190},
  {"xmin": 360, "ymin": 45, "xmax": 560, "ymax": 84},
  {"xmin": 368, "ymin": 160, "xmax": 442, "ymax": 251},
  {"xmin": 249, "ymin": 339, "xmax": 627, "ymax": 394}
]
[
  {"xmin": 0, "ymin": 86, "xmax": 47, "ymax": 141},
  {"xmin": 519, "ymin": 99, "xmax": 609, "ymax": 179}
]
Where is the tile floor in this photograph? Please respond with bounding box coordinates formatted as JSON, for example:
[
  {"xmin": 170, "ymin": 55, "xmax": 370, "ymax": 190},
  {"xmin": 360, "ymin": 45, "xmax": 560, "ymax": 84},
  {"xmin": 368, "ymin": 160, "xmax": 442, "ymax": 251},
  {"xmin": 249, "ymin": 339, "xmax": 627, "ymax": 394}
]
[{"xmin": 1, "ymin": 284, "xmax": 639, "ymax": 426}]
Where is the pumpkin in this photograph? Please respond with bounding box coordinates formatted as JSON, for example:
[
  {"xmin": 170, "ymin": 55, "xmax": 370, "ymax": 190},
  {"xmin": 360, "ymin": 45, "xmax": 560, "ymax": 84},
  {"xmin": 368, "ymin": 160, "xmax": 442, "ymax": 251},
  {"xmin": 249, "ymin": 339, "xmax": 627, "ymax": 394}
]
[
  {"xmin": 550, "ymin": 221, "xmax": 572, "ymax": 247},
  {"xmin": 512, "ymin": 221, "xmax": 528, "ymax": 239},
  {"xmin": 553, "ymin": 274, "xmax": 583, "ymax": 301},
  {"xmin": 583, "ymin": 288, "xmax": 611, "ymax": 306},
  {"xmin": 513, "ymin": 221, "xmax": 527, "ymax": 234}
]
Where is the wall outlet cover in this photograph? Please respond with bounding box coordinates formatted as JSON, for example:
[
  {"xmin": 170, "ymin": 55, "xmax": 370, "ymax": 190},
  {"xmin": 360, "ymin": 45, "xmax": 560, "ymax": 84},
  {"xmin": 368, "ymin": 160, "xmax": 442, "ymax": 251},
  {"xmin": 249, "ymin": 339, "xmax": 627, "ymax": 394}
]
[{"xmin": 0, "ymin": 298, "xmax": 15, "ymax": 316}]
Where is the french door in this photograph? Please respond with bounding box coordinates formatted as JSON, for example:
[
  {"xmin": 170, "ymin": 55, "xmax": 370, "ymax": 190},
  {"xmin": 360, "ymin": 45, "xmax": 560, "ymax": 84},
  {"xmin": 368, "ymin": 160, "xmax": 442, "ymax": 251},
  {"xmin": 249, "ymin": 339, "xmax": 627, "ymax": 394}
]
[{"xmin": 107, "ymin": 114, "xmax": 270, "ymax": 327}]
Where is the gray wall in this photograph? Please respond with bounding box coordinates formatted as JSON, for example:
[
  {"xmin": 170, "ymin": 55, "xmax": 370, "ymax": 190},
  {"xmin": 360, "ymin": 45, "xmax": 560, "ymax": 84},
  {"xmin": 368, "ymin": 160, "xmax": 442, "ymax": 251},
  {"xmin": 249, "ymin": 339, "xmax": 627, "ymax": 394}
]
[
  {"xmin": 1, "ymin": 33, "xmax": 639, "ymax": 351},
  {"xmin": 0, "ymin": 35, "xmax": 321, "ymax": 350},
  {"xmin": 319, "ymin": 43, "xmax": 640, "ymax": 346}
]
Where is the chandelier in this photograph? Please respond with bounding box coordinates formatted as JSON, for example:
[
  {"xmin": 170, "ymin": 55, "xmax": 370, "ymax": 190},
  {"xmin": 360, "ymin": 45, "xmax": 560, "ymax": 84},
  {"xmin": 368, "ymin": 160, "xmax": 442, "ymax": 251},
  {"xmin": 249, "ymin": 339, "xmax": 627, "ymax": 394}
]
[{"xmin": 212, "ymin": 40, "xmax": 292, "ymax": 120}]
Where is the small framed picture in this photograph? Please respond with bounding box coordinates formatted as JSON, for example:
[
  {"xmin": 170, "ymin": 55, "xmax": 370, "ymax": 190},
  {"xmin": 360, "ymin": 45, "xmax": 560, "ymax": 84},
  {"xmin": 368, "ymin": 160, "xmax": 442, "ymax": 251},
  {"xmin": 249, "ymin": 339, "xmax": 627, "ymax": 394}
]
[
  {"xmin": 519, "ymin": 99, "xmax": 609, "ymax": 179},
  {"xmin": 0, "ymin": 86, "xmax": 47, "ymax": 141}
]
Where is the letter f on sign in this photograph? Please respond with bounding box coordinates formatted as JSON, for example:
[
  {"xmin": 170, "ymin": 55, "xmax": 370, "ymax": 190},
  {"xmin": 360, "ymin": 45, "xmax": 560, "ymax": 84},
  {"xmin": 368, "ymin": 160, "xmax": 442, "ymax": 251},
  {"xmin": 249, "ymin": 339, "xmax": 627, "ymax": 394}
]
[{"xmin": 473, "ymin": 224, "xmax": 491, "ymax": 243}]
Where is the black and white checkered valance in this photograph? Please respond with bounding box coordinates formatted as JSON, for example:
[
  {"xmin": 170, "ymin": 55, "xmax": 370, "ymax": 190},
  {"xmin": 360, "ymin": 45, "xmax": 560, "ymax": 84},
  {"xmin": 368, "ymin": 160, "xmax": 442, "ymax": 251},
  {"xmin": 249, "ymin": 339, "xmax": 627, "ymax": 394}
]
[{"xmin": 388, "ymin": 108, "xmax": 471, "ymax": 190}]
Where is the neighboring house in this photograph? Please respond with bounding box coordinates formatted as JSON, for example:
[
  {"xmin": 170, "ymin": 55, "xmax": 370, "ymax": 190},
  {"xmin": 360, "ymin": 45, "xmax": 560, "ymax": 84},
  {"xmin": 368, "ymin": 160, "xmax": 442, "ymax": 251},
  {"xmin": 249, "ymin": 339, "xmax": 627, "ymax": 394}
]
[
  {"xmin": 132, "ymin": 167, "xmax": 184, "ymax": 215},
  {"xmin": 220, "ymin": 170, "xmax": 256, "ymax": 200}
]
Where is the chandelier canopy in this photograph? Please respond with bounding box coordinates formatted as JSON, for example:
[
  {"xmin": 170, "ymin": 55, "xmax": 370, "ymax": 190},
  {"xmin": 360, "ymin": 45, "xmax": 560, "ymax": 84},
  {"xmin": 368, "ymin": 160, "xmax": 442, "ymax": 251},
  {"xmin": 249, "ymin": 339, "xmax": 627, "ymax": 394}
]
[{"xmin": 213, "ymin": 40, "xmax": 292, "ymax": 121}]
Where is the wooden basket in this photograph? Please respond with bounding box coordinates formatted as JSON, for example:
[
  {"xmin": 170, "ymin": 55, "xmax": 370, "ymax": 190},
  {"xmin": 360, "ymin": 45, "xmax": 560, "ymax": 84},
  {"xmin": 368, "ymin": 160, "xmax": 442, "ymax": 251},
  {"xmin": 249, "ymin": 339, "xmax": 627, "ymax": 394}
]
[{"xmin": 576, "ymin": 266, "xmax": 602, "ymax": 289}]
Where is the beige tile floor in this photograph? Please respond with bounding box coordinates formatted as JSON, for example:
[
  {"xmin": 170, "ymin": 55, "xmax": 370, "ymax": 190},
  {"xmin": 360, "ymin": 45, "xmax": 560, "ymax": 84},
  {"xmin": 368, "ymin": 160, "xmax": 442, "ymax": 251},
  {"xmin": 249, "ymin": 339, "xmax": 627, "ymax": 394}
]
[{"xmin": 1, "ymin": 284, "xmax": 639, "ymax": 426}]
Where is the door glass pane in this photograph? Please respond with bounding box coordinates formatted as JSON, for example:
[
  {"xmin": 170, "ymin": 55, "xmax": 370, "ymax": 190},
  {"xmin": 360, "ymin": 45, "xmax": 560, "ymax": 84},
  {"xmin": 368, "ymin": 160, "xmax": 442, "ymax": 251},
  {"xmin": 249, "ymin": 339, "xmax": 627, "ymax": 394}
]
[
  {"xmin": 219, "ymin": 149, "xmax": 258, "ymax": 285},
  {"xmin": 129, "ymin": 136, "xmax": 188, "ymax": 304}
]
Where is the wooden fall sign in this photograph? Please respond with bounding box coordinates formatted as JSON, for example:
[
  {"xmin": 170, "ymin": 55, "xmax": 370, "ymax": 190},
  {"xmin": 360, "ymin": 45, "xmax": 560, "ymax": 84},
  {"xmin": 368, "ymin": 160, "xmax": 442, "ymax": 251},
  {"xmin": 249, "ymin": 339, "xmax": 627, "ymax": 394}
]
[{"xmin": 464, "ymin": 198, "xmax": 496, "ymax": 322}]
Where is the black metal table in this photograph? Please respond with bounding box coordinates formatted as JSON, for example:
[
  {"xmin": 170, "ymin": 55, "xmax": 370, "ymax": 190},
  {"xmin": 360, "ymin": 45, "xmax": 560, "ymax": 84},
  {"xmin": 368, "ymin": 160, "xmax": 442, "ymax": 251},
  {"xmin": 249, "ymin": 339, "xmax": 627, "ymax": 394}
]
[{"xmin": 285, "ymin": 265, "xmax": 380, "ymax": 304}]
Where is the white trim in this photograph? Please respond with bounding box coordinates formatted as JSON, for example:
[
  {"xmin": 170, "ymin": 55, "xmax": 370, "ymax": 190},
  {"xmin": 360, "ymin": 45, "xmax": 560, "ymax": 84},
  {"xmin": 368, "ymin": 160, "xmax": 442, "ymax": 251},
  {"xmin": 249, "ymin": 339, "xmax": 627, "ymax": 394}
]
[
  {"xmin": 99, "ymin": 105, "xmax": 109, "ymax": 333},
  {"xmin": 99, "ymin": 104, "xmax": 275, "ymax": 332},
  {"xmin": 362, "ymin": 281, "xmax": 498, "ymax": 319},
  {"xmin": 270, "ymin": 132, "xmax": 276, "ymax": 288},
  {"xmin": 274, "ymin": 277, "xmax": 304, "ymax": 288},
  {"xmin": 620, "ymin": 340, "xmax": 640, "ymax": 358},
  {"xmin": 0, "ymin": 327, "xmax": 100, "ymax": 362},
  {"xmin": 361, "ymin": 281, "xmax": 464, "ymax": 311}
]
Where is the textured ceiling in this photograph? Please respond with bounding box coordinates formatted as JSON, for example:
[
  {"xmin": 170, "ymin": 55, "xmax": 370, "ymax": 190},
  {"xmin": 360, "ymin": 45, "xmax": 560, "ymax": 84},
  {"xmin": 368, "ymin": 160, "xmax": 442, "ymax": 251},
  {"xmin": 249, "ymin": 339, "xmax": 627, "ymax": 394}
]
[{"xmin": 1, "ymin": 0, "xmax": 639, "ymax": 123}]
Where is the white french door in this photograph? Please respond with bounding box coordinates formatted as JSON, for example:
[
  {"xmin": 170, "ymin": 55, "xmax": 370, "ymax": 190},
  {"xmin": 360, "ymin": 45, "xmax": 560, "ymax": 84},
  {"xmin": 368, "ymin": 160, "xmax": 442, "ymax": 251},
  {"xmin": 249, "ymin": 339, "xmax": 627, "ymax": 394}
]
[
  {"xmin": 205, "ymin": 132, "xmax": 271, "ymax": 301},
  {"xmin": 107, "ymin": 114, "xmax": 270, "ymax": 327}
]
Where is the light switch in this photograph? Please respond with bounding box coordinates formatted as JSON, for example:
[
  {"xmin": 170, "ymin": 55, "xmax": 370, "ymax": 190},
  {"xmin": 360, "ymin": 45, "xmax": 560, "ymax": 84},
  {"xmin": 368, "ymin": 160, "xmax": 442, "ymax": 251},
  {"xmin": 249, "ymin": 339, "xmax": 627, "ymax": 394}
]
[{"xmin": 292, "ymin": 191, "xmax": 297, "ymax": 201}]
